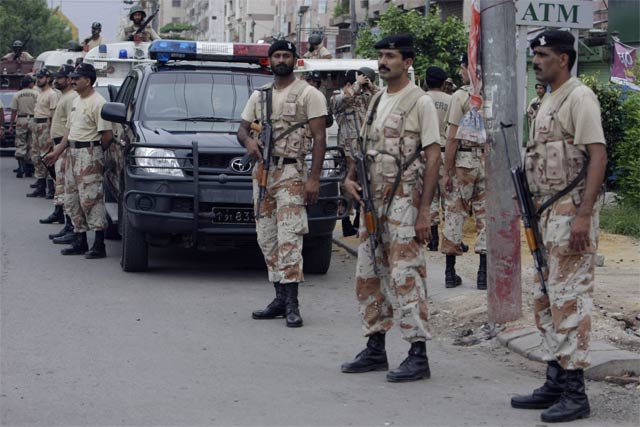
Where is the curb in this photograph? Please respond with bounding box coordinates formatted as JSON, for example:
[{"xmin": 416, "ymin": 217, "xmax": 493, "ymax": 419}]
[{"xmin": 498, "ymin": 326, "xmax": 640, "ymax": 381}]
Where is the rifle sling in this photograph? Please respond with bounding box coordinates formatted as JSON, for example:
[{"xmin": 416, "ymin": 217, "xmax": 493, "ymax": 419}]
[
  {"xmin": 261, "ymin": 86, "xmax": 307, "ymax": 154},
  {"xmin": 535, "ymin": 157, "xmax": 589, "ymax": 217}
]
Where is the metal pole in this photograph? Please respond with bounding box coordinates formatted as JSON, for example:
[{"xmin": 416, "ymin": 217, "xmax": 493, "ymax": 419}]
[
  {"xmin": 297, "ymin": 12, "xmax": 303, "ymax": 53},
  {"xmin": 425, "ymin": 0, "xmax": 430, "ymax": 15},
  {"xmin": 480, "ymin": 0, "xmax": 522, "ymax": 324},
  {"xmin": 350, "ymin": 0, "xmax": 357, "ymax": 58}
]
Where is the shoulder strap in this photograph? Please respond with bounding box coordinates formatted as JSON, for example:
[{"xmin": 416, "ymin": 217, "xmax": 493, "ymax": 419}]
[{"xmin": 286, "ymin": 79, "xmax": 311, "ymax": 103}]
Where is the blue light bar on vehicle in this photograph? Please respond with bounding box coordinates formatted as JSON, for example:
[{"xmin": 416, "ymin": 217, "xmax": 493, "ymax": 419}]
[{"xmin": 149, "ymin": 40, "xmax": 270, "ymax": 66}]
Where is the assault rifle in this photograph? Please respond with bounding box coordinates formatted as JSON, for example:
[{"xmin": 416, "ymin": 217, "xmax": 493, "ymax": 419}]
[
  {"xmin": 255, "ymin": 88, "xmax": 273, "ymax": 219},
  {"xmin": 501, "ymin": 122, "xmax": 547, "ymax": 295},
  {"xmin": 352, "ymin": 113, "xmax": 379, "ymax": 275}
]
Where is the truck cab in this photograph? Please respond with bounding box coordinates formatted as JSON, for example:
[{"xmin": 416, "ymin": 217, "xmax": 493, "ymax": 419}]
[{"xmin": 101, "ymin": 40, "xmax": 345, "ymax": 273}]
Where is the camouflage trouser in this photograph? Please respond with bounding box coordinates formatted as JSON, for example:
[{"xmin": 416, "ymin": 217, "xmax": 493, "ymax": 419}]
[
  {"xmin": 64, "ymin": 145, "xmax": 107, "ymax": 232},
  {"xmin": 355, "ymin": 181, "xmax": 430, "ymax": 342},
  {"xmin": 429, "ymin": 152, "xmax": 446, "ymax": 226},
  {"xmin": 442, "ymin": 151, "xmax": 486, "ymax": 255},
  {"xmin": 254, "ymin": 161, "xmax": 308, "ymax": 284},
  {"xmin": 53, "ymin": 139, "xmax": 66, "ymax": 206},
  {"xmin": 14, "ymin": 116, "xmax": 33, "ymax": 160},
  {"xmin": 31, "ymin": 120, "xmax": 53, "ymax": 179},
  {"xmin": 533, "ymin": 193, "xmax": 599, "ymax": 370}
]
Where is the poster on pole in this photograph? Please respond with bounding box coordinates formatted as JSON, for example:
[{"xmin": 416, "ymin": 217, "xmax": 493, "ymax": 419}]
[{"xmin": 611, "ymin": 41, "xmax": 640, "ymax": 92}]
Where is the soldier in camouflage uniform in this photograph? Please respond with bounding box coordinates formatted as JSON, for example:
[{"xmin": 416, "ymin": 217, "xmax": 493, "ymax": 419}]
[
  {"xmin": 510, "ymin": 31, "xmax": 606, "ymax": 424},
  {"xmin": 28, "ymin": 68, "xmax": 59, "ymax": 198},
  {"xmin": 303, "ymin": 34, "xmax": 332, "ymax": 59},
  {"xmin": 441, "ymin": 53, "xmax": 487, "ymax": 290},
  {"xmin": 122, "ymin": 5, "xmax": 160, "ymax": 42},
  {"xmin": 8, "ymin": 76, "xmax": 38, "ymax": 178},
  {"xmin": 237, "ymin": 40, "xmax": 328, "ymax": 328},
  {"xmin": 424, "ymin": 66, "xmax": 451, "ymax": 252},
  {"xmin": 340, "ymin": 35, "xmax": 441, "ymax": 383},
  {"xmin": 44, "ymin": 63, "xmax": 113, "ymax": 260},
  {"xmin": 40, "ymin": 65, "xmax": 79, "ymax": 236}
]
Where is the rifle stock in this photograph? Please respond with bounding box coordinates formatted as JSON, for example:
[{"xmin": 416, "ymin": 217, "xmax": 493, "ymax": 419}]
[
  {"xmin": 255, "ymin": 89, "xmax": 273, "ymax": 219},
  {"xmin": 354, "ymin": 151, "xmax": 379, "ymax": 275}
]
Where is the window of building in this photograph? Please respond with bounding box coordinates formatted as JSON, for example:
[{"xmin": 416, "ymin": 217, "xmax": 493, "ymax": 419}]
[
  {"xmin": 172, "ymin": 0, "xmax": 181, "ymax": 7},
  {"xmin": 172, "ymin": 17, "xmax": 181, "ymax": 23}
]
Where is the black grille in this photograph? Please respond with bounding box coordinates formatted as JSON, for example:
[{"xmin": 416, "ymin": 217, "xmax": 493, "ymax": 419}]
[{"xmin": 188, "ymin": 153, "xmax": 237, "ymax": 169}]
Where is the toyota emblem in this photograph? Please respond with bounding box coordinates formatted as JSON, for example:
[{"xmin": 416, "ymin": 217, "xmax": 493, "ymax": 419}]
[{"xmin": 230, "ymin": 157, "xmax": 252, "ymax": 173}]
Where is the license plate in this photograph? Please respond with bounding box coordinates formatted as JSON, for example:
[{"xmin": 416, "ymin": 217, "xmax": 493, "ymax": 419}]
[{"xmin": 211, "ymin": 207, "xmax": 255, "ymax": 224}]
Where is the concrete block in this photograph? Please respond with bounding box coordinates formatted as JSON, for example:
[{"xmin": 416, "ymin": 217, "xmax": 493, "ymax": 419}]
[
  {"xmin": 507, "ymin": 332, "xmax": 543, "ymax": 356},
  {"xmin": 524, "ymin": 344, "xmax": 547, "ymax": 363},
  {"xmin": 586, "ymin": 349, "xmax": 640, "ymax": 380},
  {"xmin": 497, "ymin": 326, "xmax": 538, "ymax": 346},
  {"xmin": 589, "ymin": 340, "xmax": 619, "ymax": 351}
]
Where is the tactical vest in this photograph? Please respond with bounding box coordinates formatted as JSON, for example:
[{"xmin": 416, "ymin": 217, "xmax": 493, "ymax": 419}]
[
  {"xmin": 264, "ymin": 79, "xmax": 314, "ymax": 159},
  {"xmin": 362, "ymin": 87, "xmax": 426, "ymax": 186},
  {"xmin": 525, "ymin": 79, "xmax": 588, "ymax": 201}
]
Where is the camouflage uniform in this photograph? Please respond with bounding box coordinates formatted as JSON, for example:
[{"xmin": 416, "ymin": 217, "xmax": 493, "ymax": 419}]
[
  {"xmin": 64, "ymin": 145, "xmax": 107, "ymax": 232},
  {"xmin": 122, "ymin": 25, "xmax": 160, "ymax": 42},
  {"xmin": 51, "ymin": 90, "xmax": 78, "ymax": 206},
  {"xmin": 243, "ymin": 79, "xmax": 327, "ymax": 284},
  {"xmin": 303, "ymin": 45, "xmax": 332, "ymax": 59},
  {"xmin": 425, "ymin": 90, "xmax": 451, "ymax": 227},
  {"xmin": 526, "ymin": 77, "xmax": 604, "ymax": 370},
  {"xmin": 32, "ymin": 120, "xmax": 52, "ymax": 179},
  {"xmin": 9, "ymin": 88, "xmax": 38, "ymax": 160},
  {"xmin": 355, "ymin": 82, "xmax": 440, "ymax": 342},
  {"xmin": 330, "ymin": 81, "xmax": 378, "ymax": 156},
  {"xmin": 441, "ymin": 85, "xmax": 486, "ymax": 255}
]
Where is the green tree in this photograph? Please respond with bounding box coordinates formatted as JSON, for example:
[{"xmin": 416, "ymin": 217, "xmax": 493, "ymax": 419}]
[
  {"xmin": 159, "ymin": 22, "xmax": 196, "ymax": 34},
  {"xmin": 355, "ymin": 6, "xmax": 467, "ymax": 84},
  {"xmin": 0, "ymin": 0, "xmax": 72, "ymax": 58}
]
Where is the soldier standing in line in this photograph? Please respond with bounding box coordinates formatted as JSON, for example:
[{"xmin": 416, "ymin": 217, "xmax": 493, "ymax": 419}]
[
  {"xmin": 340, "ymin": 35, "xmax": 441, "ymax": 382},
  {"xmin": 40, "ymin": 65, "xmax": 78, "ymax": 236},
  {"xmin": 82, "ymin": 22, "xmax": 104, "ymax": 52},
  {"xmin": 441, "ymin": 53, "xmax": 487, "ymax": 290},
  {"xmin": 527, "ymin": 82, "xmax": 547, "ymax": 127},
  {"xmin": 424, "ymin": 66, "xmax": 452, "ymax": 252},
  {"xmin": 2, "ymin": 40, "xmax": 34, "ymax": 62},
  {"xmin": 303, "ymin": 34, "xmax": 332, "ymax": 59},
  {"xmin": 237, "ymin": 40, "xmax": 328, "ymax": 328},
  {"xmin": 27, "ymin": 68, "xmax": 59, "ymax": 199},
  {"xmin": 511, "ymin": 30, "xmax": 606, "ymax": 424},
  {"xmin": 44, "ymin": 63, "xmax": 113, "ymax": 260},
  {"xmin": 122, "ymin": 5, "xmax": 160, "ymax": 42},
  {"xmin": 8, "ymin": 76, "xmax": 38, "ymax": 178}
]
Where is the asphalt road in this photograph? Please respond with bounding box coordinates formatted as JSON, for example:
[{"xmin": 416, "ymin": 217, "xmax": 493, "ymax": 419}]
[{"xmin": 1, "ymin": 157, "xmax": 638, "ymax": 426}]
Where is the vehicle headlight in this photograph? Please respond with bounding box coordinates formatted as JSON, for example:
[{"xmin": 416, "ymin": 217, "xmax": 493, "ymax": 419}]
[
  {"xmin": 305, "ymin": 153, "xmax": 338, "ymax": 178},
  {"xmin": 135, "ymin": 147, "xmax": 184, "ymax": 177}
]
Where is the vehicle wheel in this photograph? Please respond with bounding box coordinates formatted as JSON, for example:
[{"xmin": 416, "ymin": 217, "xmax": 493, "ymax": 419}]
[
  {"xmin": 303, "ymin": 235, "xmax": 333, "ymax": 274},
  {"xmin": 121, "ymin": 206, "xmax": 148, "ymax": 272}
]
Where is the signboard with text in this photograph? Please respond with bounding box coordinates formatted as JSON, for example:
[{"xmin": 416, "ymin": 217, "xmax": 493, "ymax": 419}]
[{"xmin": 515, "ymin": 0, "xmax": 594, "ymax": 29}]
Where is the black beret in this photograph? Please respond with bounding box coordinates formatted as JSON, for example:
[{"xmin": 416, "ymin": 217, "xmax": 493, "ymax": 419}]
[
  {"xmin": 36, "ymin": 68, "xmax": 51, "ymax": 78},
  {"xmin": 305, "ymin": 71, "xmax": 322, "ymax": 82},
  {"xmin": 426, "ymin": 66, "xmax": 447, "ymax": 83},
  {"xmin": 69, "ymin": 62, "xmax": 96, "ymax": 81},
  {"xmin": 530, "ymin": 30, "xmax": 575, "ymax": 50},
  {"xmin": 52, "ymin": 64, "xmax": 75, "ymax": 78},
  {"xmin": 268, "ymin": 40, "xmax": 298, "ymax": 58},
  {"xmin": 374, "ymin": 34, "xmax": 414, "ymax": 50}
]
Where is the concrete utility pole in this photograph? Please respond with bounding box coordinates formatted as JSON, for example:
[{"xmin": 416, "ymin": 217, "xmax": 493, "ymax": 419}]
[
  {"xmin": 480, "ymin": 0, "xmax": 522, "ymax": 323},
  {"xmin": 350, "ymin": 0, "xmax": 357, "ymax": 58}
]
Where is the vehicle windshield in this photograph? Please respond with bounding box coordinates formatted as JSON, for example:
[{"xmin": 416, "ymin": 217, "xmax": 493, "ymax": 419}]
[
  {"xmin": 140, "ymin": 72, "xmax": 271, "ymax": 122},
  {"xmin": 0, "ymin": 91, "xmax": 16, "ymax": 108}
]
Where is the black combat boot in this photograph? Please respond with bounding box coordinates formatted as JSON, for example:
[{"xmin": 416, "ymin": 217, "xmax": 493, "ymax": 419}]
[
  {"xmin": 24, "ymin": 163, "xmax": 34, "ymax": 178},
  {"xmin": 252, "ymin": 283, "xmax": 286, "ymax": 319},
  {"xmin": 50, "ymin": 215, "xmax": 74, "ymax": 240},
  {"xmin": 61, "ymin": 232, "xmax": 89, "ymax": 255},
  {"xmin": 427, "ymin": 225, "xmax": 439, "ymax": 251},
  {"xmin": 477, "ymin": 253, "xmax": 487, "ymax": 290},
  {"xmin": 386, "ymin": 341, "xmax": 430, "ymax": 382},
  {"xmin": 26, "ymin": 178, "xmax": 46, "ymax": 198},
  {"xmin": 540, "ymin": 369, "xmax": 590, "ymax": 423},
  {"xmin": 40, "ymin": 205, "xmax": 65, "ymax": 224},
  {"xmin": 53, "ymin": 229, "xmax": 77, "ymax": 244},
  {"xmin": 45, "ymin": 179, "xmax": 55, "ymax": 200},
  {"xmin": 445, "ymin": 255, "xmax": 462, "ymax": 288},
  {"xmin": 341, "ymin": 332, "xmax": 388, "ymax": 373},
  {"xmin": 15, "ymin": 159, "xmax": 24, "ymax": 178},
  {"xmin": 85, "ymin": 230, "xmax": 107, "ymax": 259},
  {"xmin": 285, "ymin": 283, "xmax": 303, "ymax": 327},
  {"xmin": 511, "ymin": 361, "xmax": 565, "ymax": 409},
  {"xmin": 342, "ymin": 216, "xmax": 357, "ymax": 237}
]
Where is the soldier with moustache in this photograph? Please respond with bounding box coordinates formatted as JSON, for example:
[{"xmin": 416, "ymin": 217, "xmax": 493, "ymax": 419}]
[
  {"xmin": 44, "ymin": 63, "xmax": 113, "ymax": 260},
  {"xmin": 8, "ymin": 76, "xmax": 38, "ymax": 178},
  {"xmin": 237, "ymin": 40, "xmax": 328, "ymax": 328},
  {"xmin": 510, "ymin": 30, "xmax": 607, "ymax": 423},
  {"xmin": 40, "ymin": 65, "xmax": 79, "ymax": 241},
  {"xmin": 340, "ymin": 35, "xmax": 441, "ymax": 382}
]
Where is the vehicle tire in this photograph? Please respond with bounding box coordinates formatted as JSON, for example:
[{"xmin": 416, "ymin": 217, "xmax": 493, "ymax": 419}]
[
  {"xmin": 303, "ymin": 235, "xmax": 333, "ymax": 274},
  {"xmin": 121, "ymin": 206, "xmax": 148, "ymax": 272}
]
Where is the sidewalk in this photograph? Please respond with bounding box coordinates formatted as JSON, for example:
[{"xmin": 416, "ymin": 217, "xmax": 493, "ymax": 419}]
[{"xmin": 332, "ymin": 225, "xmax": 640, "ymax": 382}]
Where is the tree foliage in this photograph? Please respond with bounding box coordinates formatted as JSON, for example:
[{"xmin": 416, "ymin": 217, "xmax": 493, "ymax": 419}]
[
  {"xmin": 355, "ymin": 6, "xmax": 467, "ymax": 84},
  {"xmin": 615, "ymin": 92, "xmax": 640, "ymax": 206},
  {"xmin": 0, "ymin": 0, "xmax": 72, "ymax": 58},
  {"xmin": 160, "ymin": 22, "xmax": 196, "ymax": 34}
]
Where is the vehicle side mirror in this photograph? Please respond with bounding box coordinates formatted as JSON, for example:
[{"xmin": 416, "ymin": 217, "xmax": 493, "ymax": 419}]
[
  {"xmin": 101, "ymin": 102, "xmax": 127, "ymax": 124},
  {"xmin": 107, "ymin": 84, "xmax": 119, "ymax": 102}
]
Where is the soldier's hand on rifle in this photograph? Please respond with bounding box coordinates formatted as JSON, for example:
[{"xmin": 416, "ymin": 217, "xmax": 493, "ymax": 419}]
[
  {"xmin": 343, "ymin": 177, "xmax": 363, "ymax": 206},
  {"xmin": 569, "ymin": 213, "xmax": 591, "ymax": 252},
  {"xmin": 245, "ymin": 138, "xmax": 263, "ymax": 162},
  {"xmin": 305, "ymin": 176, "xmax": 320, "ymax": 205},
  {"xmin": 415, "ymin": 214, "xmax": 431, "ymax": 244}
]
